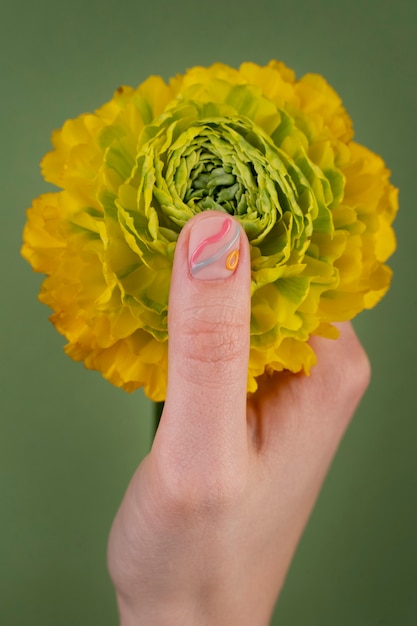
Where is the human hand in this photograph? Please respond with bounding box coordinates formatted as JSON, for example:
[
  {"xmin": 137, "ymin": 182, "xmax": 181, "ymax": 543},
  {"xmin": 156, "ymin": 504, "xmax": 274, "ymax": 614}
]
[{"xmin": 107, "ymin": 212, "xmax": 370, "ymax": 626}]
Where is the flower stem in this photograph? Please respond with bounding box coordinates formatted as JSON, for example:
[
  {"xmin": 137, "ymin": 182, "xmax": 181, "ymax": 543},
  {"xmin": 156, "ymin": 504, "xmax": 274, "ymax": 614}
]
[{"xmin": 153, "ymin": 401, "xmax": 164, "ymax": 437}]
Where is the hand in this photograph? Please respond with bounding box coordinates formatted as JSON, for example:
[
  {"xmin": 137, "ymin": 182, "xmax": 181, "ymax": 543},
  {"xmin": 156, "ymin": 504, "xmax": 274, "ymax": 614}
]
[{"xmin": 107, "ymin": 212, "xmax": 370, "ymax": 626}]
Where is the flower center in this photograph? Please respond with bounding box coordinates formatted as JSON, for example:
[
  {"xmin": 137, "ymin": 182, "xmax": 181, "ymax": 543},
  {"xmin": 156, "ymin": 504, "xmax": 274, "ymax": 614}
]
[{"xmin": 184, "ymin": 151, "xmax": 247, "ymax": 215}]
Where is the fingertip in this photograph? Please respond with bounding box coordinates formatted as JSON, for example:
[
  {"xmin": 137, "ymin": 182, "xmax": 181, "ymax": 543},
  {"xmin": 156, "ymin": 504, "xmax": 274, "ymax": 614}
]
[{"xmin": 172, "ymin": 211, "xmax": 251, "ymax": 287}]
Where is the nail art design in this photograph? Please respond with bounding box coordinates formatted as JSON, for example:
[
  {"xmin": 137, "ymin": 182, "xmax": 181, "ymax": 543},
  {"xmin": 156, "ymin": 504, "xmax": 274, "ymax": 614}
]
[{"xmin": 189, "ymin": 216, "xmax": 241, "ymax": 280}]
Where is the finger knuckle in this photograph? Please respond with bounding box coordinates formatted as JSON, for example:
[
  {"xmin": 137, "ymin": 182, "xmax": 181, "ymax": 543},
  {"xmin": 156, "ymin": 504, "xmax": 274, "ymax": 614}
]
[
  {"xmin": 155, "ymin": 450, "xmax": 247, "ymax": 519},
  {"xmin": 342, "ymin": 338, "xmax": 371, "ymax": 401}
]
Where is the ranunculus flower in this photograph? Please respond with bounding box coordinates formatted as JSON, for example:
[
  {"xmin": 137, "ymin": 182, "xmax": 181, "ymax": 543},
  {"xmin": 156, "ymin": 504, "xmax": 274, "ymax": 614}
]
[{"xmin": 22, "ymin": 61, "xmax": 398, "ymax": 401}]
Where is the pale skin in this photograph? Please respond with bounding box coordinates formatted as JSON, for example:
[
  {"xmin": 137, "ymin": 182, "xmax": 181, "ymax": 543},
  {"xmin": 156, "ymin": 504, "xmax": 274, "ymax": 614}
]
[{"xmin": 107, "ymin": 212, "xmax": 371, "ymax": 626}]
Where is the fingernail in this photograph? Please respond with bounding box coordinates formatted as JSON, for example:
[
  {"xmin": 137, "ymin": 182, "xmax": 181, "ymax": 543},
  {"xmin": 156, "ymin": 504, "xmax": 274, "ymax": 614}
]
[{"xmin": 189, "ymin": 214, "xmax": 241, "ymax": 280}]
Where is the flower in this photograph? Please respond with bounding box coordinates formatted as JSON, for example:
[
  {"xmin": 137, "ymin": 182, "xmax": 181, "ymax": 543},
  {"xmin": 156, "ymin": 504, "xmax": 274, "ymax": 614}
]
[{"xmin": 22, "ymin": 61, "xmax": 398, "ymax": 401}]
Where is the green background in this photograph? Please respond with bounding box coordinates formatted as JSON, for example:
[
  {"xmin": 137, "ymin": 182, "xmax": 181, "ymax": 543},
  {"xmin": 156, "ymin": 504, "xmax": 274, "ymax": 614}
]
[{"xmin": 2, "ymin": 0, "xmax": 416, "ymax": 624}]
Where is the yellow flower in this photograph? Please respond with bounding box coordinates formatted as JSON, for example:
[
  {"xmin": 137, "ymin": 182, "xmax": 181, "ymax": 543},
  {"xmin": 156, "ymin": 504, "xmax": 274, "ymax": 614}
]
[{"xmin": 22, "ymin": 61, "xmax": 398, "ymax": 401}]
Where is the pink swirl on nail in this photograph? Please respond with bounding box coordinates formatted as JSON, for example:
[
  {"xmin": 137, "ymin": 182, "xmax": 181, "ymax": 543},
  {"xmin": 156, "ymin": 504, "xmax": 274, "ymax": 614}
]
[{"xmin": 190, "ymin": 218, "xmax": 232, "ymax": 268}]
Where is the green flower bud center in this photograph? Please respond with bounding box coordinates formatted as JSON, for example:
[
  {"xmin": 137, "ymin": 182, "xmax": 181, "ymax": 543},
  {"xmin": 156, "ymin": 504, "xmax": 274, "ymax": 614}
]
[{"xmin": 184, "ymin": 152, "xmax": 247, "ymax": 215}]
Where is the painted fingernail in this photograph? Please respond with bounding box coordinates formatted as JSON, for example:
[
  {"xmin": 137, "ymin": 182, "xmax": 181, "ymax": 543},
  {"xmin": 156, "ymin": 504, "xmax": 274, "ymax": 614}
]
[{"xmin": 189, "ymin": 214, "xmax": 241, "ymax": 280}]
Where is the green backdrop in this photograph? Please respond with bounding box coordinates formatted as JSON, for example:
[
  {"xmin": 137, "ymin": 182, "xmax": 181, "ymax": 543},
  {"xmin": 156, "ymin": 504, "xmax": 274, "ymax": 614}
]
[{"xmin": 2, "ymin": 0, "xmax": 416, "ymax": 624}]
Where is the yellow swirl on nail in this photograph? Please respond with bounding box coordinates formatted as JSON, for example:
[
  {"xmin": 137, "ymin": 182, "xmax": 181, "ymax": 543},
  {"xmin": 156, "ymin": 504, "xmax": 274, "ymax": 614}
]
[{"xmin": 226, "ymin": 249, "xmax": 239, "ymax": 271}]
